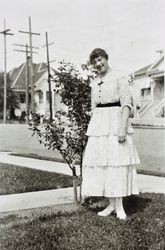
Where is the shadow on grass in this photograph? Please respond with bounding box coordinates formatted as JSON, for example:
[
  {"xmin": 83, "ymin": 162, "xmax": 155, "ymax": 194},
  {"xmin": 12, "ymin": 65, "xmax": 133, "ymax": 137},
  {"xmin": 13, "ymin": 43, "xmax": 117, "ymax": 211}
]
[
  {"xmin": 123, "ymin": 195, "xmax": 151, "ymax": 215},
  {"xmin": 82, "ymin": 195, "xmax": 151, "ymax": 215}
]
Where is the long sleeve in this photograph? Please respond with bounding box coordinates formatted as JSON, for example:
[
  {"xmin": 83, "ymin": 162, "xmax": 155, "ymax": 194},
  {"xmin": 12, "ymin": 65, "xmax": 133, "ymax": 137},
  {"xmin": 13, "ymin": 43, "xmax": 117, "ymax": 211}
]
[{"xmin": 117, "ymin": 76, "xmax": 133, "ymax": 112}]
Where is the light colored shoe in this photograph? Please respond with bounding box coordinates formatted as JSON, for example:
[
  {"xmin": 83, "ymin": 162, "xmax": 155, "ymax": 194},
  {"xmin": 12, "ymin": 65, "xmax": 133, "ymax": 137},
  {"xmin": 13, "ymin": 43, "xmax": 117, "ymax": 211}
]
[
  {"xmin": 116, "ymin": 210, "xmax": 127, "ymax": 220},
  {"xmin": 98, "ymin": 205, "xmax": 114, "ymax": 217},
  {"xmin": 115, "ymin": 197, "xmax": 126, "ymax": 220}
]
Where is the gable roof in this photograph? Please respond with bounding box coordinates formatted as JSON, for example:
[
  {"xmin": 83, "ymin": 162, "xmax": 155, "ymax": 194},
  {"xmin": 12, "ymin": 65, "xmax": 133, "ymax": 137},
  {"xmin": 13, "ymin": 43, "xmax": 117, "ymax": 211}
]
[
  {"xmin": 9, "ymin": 62, "xmax": 47, "ymax": 91},
  {"xmin": 33, "ymin": 63, "xmax": 47, "ymax": 83},
  {"xmin": 147, "ymin": 55, "xmax": 164, "ymax": 76},
  {"xmin": 134, "ymin": 64, "xmax": 152, "ymax": 77},
  {"xmin": 134, "ymin": 55, "xmax": 164, "ymax": 78},
  {"xmin": 35, "ymin": 68, "xmax": 57, "ymax": 91}
]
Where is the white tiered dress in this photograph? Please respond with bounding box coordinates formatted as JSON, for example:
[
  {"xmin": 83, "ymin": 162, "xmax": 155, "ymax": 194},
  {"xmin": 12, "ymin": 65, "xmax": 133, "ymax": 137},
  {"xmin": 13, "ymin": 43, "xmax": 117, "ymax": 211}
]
[{"xmin": 82, "ymin": 70, "xmax": 140, "ymax": 198}]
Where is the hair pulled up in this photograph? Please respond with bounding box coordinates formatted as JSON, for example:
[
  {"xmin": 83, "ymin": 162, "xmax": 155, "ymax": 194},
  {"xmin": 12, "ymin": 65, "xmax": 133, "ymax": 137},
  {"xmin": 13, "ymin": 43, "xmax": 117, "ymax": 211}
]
[{"xmin": 89, "ymin": 48, "xmax": 108, "ymax": 64}]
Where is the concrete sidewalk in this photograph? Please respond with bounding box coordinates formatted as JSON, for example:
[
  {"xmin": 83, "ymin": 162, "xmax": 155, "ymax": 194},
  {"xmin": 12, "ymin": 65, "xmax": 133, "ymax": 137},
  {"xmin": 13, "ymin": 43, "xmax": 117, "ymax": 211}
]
[
  {"xmin": 0, "ymin": 151, "xmax": 79, "ymax": 176},
  {"xmin": 0, "ymin": 187, "xmax": 76, "ymax": 213},
  {"xmin": 0, "ymin": 152, "xmax": 80, "ymax": 175},
  {"xmin": 0, "ymin": 151, "xmax": 165, "ymax": 213}
]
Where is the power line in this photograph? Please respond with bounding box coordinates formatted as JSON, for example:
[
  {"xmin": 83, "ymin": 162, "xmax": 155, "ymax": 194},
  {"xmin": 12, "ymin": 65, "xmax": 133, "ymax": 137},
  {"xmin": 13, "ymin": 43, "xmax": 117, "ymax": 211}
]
[
  {"xmin": 13, "ymin": 43, "xmax": 39, "ymax": 50},
  {"xmin": 14, "ymin": 49, "xmax": 38, "ymax": 54}
]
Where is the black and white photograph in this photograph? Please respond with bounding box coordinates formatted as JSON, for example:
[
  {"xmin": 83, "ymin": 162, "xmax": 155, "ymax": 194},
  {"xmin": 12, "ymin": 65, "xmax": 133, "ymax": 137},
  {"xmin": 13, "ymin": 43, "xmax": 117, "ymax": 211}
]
[{"xmin": 0, "ymin": 0, "xmax": 165, "ymax": 249}]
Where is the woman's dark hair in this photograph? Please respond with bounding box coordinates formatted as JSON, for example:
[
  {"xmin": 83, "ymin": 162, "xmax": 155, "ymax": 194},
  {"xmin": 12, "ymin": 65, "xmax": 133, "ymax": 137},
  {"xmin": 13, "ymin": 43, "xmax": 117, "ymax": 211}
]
[{"xmin": 89, "ymin": 48, "xmax": 108, "ymax": 64}]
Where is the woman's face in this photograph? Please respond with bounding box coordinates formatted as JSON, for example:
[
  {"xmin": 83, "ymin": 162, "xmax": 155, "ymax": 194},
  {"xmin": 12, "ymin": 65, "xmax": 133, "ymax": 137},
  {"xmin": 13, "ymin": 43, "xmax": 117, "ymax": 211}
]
[{"xmin": 92, "ymin": 56, "xmax": 109, "ymax": 76}]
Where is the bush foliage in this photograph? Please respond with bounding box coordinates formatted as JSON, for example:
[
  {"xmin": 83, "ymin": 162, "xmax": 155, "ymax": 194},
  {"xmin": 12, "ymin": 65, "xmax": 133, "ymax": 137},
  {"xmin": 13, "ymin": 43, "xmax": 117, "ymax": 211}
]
[{"xmin": 30, "ymin": 62, "xmax": 91, "ymax": 176}]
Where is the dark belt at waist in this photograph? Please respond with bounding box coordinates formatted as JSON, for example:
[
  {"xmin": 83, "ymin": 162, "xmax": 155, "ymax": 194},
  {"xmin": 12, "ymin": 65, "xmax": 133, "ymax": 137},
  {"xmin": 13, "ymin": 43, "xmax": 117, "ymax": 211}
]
[{"xmin": 96, "ymin": 102, "xmax": 121, "ymax": 108}]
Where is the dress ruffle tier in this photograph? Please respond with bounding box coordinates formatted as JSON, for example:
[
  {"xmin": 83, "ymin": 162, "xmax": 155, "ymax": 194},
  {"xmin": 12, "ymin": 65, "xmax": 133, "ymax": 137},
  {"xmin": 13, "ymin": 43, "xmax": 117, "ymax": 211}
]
[{"xmin": 82, "ymin": 106, "xmax": 140, "ymax": 197}]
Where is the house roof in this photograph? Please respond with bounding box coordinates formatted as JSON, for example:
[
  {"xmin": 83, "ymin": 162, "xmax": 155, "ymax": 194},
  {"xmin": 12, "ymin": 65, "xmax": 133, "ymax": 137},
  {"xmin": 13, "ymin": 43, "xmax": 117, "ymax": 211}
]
[
  {"xmin": 147, "ymin": 55, "xmax": 164, "ymax": 76},
  {"xmin": 9, "ymin": 62, "xmax": 47, "ymax": 91},
  {"xmin": 33, "ymin": 63, "xmax": 47, "ymax": 84},
  {"xmin": 134, "ymin": 55, "xmax": 164, "ymax": 78},
  {"xmin": 134, "ymin": 64, "xmax": 152, "ymax": 77}
]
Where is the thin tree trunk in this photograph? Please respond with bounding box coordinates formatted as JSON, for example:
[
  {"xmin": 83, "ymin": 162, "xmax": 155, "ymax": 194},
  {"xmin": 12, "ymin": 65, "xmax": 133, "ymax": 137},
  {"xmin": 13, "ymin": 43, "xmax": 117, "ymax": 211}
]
[
  {"xmin": 72, "ymin": 165, "xmax": 78, "ymax": 206},
  {"xmin": 79, "ymin": 153, "xmax": 83, "ymax": 202}
]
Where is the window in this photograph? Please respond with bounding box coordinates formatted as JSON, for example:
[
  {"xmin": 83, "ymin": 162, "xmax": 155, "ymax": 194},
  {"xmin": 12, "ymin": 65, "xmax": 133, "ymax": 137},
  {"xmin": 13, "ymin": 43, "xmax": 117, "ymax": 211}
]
[
  {"xmin": 38, "ymin": 91, "xmax": 43, "ymax": 104},
  {"xmin": 20, "ymin": 92, "xmax": 26, "ymax": 103},
  {"xmin": 141, "ymin": 88, "xmax": 151, "ymax": 98}
]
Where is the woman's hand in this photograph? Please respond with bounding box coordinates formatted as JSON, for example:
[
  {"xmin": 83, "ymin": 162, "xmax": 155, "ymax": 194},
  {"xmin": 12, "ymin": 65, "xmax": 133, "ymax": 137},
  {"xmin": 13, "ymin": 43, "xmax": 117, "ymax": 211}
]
[{"xmin": 118, "ymin": 126, "xmax": 126, "ymax": 143}]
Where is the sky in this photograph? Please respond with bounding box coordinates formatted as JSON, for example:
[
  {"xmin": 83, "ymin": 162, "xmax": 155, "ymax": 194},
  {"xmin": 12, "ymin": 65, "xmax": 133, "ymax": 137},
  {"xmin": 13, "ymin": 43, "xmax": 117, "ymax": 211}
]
[{"xmin": 0, "ymin": 0, "xmax": 164, "ymax": 74}]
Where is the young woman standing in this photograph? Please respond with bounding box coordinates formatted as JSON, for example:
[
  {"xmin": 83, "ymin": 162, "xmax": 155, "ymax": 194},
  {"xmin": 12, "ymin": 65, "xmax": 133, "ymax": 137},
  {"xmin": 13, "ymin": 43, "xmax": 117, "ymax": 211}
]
[{"xmin": 82, "ymin": 48, "xmax": 140, "ymax": 220}]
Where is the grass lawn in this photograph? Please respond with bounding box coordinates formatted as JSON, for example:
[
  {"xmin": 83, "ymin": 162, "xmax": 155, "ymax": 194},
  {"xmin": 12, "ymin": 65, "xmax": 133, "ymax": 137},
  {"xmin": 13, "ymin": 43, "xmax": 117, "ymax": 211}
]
[
  {"xmin": 0, "ymin": 193, "xmax": 164, "ymax": 250},
  {"xmin": 0, "ymin": 162, "xmax": 73, "ymax": 195}
]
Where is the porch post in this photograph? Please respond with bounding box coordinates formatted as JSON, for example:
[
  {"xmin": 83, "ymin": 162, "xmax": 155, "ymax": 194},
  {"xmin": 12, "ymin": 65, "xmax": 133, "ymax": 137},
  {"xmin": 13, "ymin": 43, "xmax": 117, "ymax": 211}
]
[
  {"xmin": 150, "ymin": 77, "xmax": 154, "ymax": 117},
  {"xmin": 150, "ymin": 77, "xmax": 154, "ymax": 100}
]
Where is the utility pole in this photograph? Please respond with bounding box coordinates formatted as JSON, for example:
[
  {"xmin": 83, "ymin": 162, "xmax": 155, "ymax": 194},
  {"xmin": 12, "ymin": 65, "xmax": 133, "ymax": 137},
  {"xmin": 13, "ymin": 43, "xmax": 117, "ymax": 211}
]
[
  {"xmin": 25, "ymin": 45, "xmax": 30, "ymax": 124},
  {"xmin": 156, "ymin": 49, "xmax": 164, "ymax": 58},
  {"xmin": 0, "ymin": 19, "xmax": 14, "ymax": 123},
  {"xmin": 13, "ymin": 43, "xmax": 39, "ymax": 123},
  {"xmin": 19, "ymin": 16, "xmax": 40, "ymax": 113},
  {"xmin": 42, "ymin": 32, "xmax": 55, "ymax": 121}
]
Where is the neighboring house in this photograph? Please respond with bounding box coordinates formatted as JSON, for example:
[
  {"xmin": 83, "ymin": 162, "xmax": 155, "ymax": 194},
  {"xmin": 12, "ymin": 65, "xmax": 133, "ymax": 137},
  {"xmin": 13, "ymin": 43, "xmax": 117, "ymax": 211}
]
[
  {"xmin": 9, "ymin": 63, "xmax": 28, "ymax": 116},
  {"xmin": 9, "ymin": 62, "xmax": 63, "ymax": 119},
  {"xmin": 9, "ymin": 62, "xmax": 47, "ymax": 115},
  {"xmin": 132, "ymin": 55, "xmax": 164, "ymax": 119},
  {"xmin": 34, "ymin": 67, "xmax": 66, "ymax": 118}
]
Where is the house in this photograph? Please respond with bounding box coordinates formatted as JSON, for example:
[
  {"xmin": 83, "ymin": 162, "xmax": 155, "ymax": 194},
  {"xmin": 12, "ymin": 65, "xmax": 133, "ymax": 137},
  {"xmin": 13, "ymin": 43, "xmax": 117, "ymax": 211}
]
[
  {"xmin": 132, "ymin": 55, "xmax": 164, "ymax": 119},
  {"xmin": 34, "ymin": 66, "xmax": 66, "ymax": 117},
  {"xmin": 9, "ymin": 62, "xmax": 62, "ymax": 119},
  {"xmin": 9, "ymin": 62, "xmax": 46, "ymax": 114}
]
